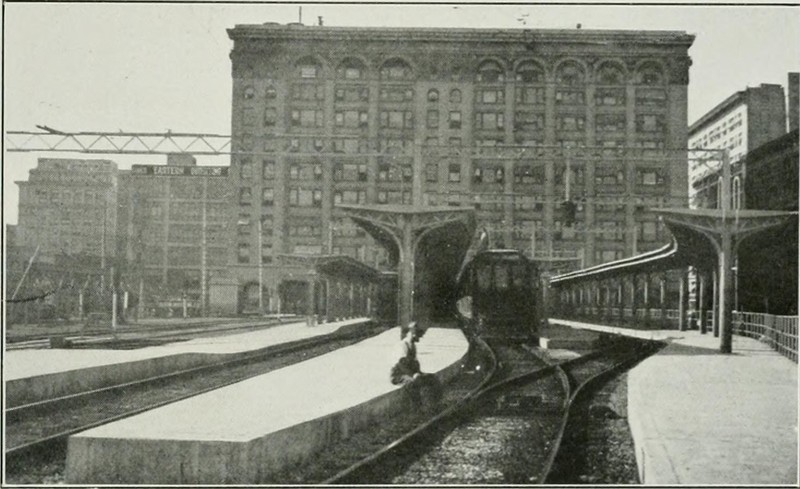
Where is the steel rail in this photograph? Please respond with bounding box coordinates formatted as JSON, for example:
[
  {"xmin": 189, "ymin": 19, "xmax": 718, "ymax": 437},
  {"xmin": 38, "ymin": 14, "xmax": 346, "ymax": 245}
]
[{"xmin": 324, "ymin": 338, "xmax": 648, "ymax": 485}]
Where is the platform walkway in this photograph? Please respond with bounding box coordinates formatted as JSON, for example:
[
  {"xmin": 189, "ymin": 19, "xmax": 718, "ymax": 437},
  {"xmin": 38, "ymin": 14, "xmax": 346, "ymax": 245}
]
[
  {"xmin": 5, "ymin": 317, "xmax": 372, "ymax": 407},
  {"xmin": 64, "ymin": 327, "xmax": 469, "ymax": 484},
  {"xmin": 550, "ymin": 318, "xmax": 798, "ymax": 485}
]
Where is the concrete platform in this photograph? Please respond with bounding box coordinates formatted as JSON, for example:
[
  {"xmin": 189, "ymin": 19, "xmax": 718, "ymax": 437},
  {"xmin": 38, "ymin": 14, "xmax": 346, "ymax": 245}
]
[
  {"xmin": 64, "ymin": 327, "xmax": 469, "ymax": 484},
  {"xmin": 551, "ymin": 318, "xmax": 798, "ymax": 485},
  {"xmin": 5, "ymin": 318, "xmax": 371, "ymax": 407}
]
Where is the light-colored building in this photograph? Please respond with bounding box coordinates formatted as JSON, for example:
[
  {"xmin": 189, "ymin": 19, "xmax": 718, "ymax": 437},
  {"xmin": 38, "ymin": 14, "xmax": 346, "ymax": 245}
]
[
  {"xmin": 688, "ymin": 83, "xmax": 786, "ymax": 209},
  {"xmin": 15, "ymin": 158, "xmax": 118, "ymax": 264}
]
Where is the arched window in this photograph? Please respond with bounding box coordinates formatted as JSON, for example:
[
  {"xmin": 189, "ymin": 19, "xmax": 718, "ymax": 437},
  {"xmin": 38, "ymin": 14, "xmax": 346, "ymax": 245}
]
[
  {"xmin": 596, "ymin": 62, "xmax": 625, "ymax": 85},
  {"xmin": 476, "ymin": 60, "xmax": 505, "ymax": 83},
  {"xmin": 637, "ymin": 62, "xmax": 664, "ymax": 85},
  {"xmin": 336, "ymin": 58, "xmax": 366, "ymax": 80},
  {"xmin": 556, "ymin": 61, "xmax": 585, "ymax": 86},
  {"xmin": 427, "ymin": 89, "xmax": 439, "ymax": 102},
  {"xmin": 515, "ymin": 61, "xmax": 545, "ymax": 83},
  {"xmin": 380, "ymin": 58, "xmax": 413, "ymax": 81},
  {"xmin": 243, "ymin": 86, "xmax": 255, "ymax": 99},
  {"xmin": 450, "ymin": 89, "xmax": 462, "ymax": 103}
]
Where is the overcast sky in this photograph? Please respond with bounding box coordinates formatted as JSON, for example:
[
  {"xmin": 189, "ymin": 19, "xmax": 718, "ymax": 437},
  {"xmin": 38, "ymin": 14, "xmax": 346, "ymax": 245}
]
[{"xmin": 3, "ymin": 2, "xmax": 799, "ymax": 224}]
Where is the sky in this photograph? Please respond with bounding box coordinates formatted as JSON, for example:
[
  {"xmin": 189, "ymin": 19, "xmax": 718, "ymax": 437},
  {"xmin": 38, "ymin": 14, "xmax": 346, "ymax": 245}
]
[{"xmin": 3, "ymin": 2, "xmax": 800, "ymax": 225}]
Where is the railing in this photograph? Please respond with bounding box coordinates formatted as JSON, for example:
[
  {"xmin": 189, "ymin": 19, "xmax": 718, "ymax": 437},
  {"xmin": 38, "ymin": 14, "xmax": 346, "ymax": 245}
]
[{"xmin": 733, "ymin": 312, "xmax": 798, "ymax": 363}]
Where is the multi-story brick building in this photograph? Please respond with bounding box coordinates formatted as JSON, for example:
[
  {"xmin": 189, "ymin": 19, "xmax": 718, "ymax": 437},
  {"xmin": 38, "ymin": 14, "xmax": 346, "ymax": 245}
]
[
  {"xmin": 226, "ymin": 23, "xmax": 695, "ymax": 301},
  {"xmin": 15, "ymin": 158, "xmax": 118, "ymax": 264},
  {"xmin": 688, "ymin": 83, "xmax": 786, "ymax": 209},
  {"xmin": 119, "ymin": 154, "xmax": 233, "ymax": 315}
]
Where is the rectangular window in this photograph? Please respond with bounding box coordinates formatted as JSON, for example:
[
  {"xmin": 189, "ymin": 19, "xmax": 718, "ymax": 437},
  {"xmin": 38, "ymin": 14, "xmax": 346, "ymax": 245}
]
[
  {"xmin": 514, "ymin": 112, "xmax": 544, "ymax": 132},
  {"xmin": 636, "ymin": 114, "xmax": 664, "ymax": 132},
  {"xmin": 595, "ymin": 167, "xmax": 626, "ymax": 186},
  {"xmin": 239, "ymin": 159, "xmax": 254, "ymax": 180},
  {"xmin": 336, "ymin": 110, "xmax": 368, "ymax": 128},
  {"xmin": 263, "ymin": 107, "xmax": 277, "ymax": 126},
  {"xmin": 262, "ymin": 160, "xmax": 275, "ymax": 180},
  {"xmin": 475, "ymin": 112, "xmax": 504, "ymax": 130},
  {"xmin": 262, "ymin": 187, "xmax": 274, "ymax": 206},
  {"xmin": 478, "ymin": 89, "xmax": 504, "ymax": 104},
  {"xmin": 595, "ymin": 114, "xmax": 626, "ymax": 132},
  {"xmin": 636, "ymin": 88, "xmax": 667, "ymax": 107},
  {"xmin": 425, "ymin": 163, "xmax": 438, "ymax": 182},
  {"xmin": 557, "ymin": 115, "xmax": 585, "ymax": 131},
  {"xmin": 379, "ymin": 87, "xmax": 414, "ymax": 102},
  {"xmin": 380, "ymin": 111, "xmax": 414, "ymax": 129},
  {"xmin": 427, "ymin": 109, "xmax": 439, "ymax": 129},
  {"xmin": 555, "ymin": 90, "xmax": 585, "ymax": 105},
  {"xmin": 237, "ymin": 243, "xmax": 250, "ymax": 263},
  {"xmin": 641, "ymin": 221, "xmax": 658, "ymax": 241},
  {"xmin": 299, "ymin": 66, "xmax": 318, "ymax": 79},
  {"xmin": 515, "ymin": 87, "xmax": 545, "ymax": 105},
  {"xmin": 448, "ymin": 163, "xmax": 462, "ymax": 182},
  {"xmin": 595, "ymin": 88, "xmax": 625, "ymax": 106},
  {"xmin": 449, "ymin": 111, "xmax": 462, "ymax": 129},
  {"xmin": 292, "ymin": 83, "xmax": 323, "ymax": 100},
  {"xmin": 239, "ymin": 187, "xmax": 252, "ymax": 205}
]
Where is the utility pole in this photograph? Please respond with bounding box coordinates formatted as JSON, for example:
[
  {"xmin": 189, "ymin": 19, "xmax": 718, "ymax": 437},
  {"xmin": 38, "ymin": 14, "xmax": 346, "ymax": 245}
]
[
  {"xmin": 111, "ymin": 265, "xmax": 118, "ymax": 338},
  {"xmin": 719, "ymin": 149, "xmax": 734, "ymax": 353},
  {"xmin": 201, "ymin": 178, "xmax": 208, "ymax": 317},
  {"xmin": 258, "ymin": 217, "xmax": 264, "ymax": 314},
  {"xmin": 11, "ymin": 245, "xmax": 40, "ymax": 300}
]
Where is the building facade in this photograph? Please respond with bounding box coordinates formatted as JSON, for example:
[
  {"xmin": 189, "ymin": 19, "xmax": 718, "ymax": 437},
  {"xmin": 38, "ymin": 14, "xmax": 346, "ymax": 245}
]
[
  {"xmin": 688, "ymin": 83, "xmax": 786, "ymax": 209},
  {"xmin": 226, "ymin": 24, "xmax": 695, "ymax": 298},
  {"xmin": 119, "ymin": 154, "xmax": 233, "ymax": 315},
  {"xmin": 15, "ymin": 158, "xmax": 118, "ymax": 264}
]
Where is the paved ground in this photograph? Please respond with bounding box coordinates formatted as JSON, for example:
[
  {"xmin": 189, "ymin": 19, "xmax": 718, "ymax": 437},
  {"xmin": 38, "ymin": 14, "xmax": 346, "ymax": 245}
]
[
  {"xmin": 551, "ymin": 318, "xmax": 798, "ymax": 485},
  {"xmin": 4, "ymin": 318, "xmax": 364, "ymax": 381}
]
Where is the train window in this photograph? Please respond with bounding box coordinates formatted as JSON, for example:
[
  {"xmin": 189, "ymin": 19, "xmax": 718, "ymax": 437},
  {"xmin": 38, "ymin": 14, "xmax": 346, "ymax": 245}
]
[
  {"xmin": 477, "ymin": 267, "xmax": 492, "ymax": 292},
  {"xmin": 511, "ymin": 264, "xmax": 526, "ymax": 288},
  {"xmin": 494, "ymin": 265, "xmax": 509, "ymax": 290}
]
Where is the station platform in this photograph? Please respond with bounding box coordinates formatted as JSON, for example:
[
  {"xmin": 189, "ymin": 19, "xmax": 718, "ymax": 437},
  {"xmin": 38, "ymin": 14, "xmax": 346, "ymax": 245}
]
[
  {"xmin": 64, "ymin": 326, "xmax": 469, "ymax": 484},
  {"xmin": 5, "ymin": 317, "xmax": 373, "ymax": 408},
  {"xmin": 550, "ymin": 318, "xmax": 798, "ymax": 485}
]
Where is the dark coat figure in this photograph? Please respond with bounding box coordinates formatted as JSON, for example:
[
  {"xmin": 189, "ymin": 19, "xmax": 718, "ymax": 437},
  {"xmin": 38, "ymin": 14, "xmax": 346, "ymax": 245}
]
[{"xmin": 390, "ymin": 322, "xmax": 442, "ymax": 410}]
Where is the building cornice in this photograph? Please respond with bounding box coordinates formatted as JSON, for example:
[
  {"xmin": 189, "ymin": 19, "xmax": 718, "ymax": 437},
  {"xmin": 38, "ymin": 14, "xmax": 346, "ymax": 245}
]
[{"xmin": 227, "ymin": 24, "xmax": 695, "ymax": 48}]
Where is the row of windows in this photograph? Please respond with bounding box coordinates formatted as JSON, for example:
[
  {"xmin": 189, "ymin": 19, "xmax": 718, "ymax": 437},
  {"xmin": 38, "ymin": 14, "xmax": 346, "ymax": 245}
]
[
  {"xmin": 251, "ymin": 85, "xmax": 664, "ymax": 113},
  {"xmin": 244, "ymin": 159, "xmax": 668, "ymax": 185},
  {"xmin": 259, "ymin": 107, "xmax": 663, "ymax": 134},
  {"xmin": 281, "ymin": 58, "xmax": 667, "ymax": 86}
]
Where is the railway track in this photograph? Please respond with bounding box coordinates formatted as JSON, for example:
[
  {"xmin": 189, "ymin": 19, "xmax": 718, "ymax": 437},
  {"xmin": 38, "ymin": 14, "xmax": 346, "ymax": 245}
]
[
  {"xmin": 4, "ymin": 323, "xmax": 381, "ymax": 484},
  {"xmin": 284, "ymin": 334, "xmax": 658, "ymax": 484}
]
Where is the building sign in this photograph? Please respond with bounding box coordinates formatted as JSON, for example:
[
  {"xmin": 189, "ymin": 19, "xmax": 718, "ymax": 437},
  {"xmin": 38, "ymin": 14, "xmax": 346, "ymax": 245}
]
[{"xmin": 131, "ymin": 165, "xmax": 229, "ymax": 177}]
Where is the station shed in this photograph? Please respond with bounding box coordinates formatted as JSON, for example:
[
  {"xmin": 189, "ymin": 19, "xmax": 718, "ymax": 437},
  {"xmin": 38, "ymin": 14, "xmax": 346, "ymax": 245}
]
[{"xmin": 273, "ymin": 254, "xmax": 382, "ymax": 324}]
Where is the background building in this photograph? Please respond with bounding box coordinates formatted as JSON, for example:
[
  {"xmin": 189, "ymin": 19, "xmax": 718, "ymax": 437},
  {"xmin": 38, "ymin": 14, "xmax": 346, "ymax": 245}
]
[
  {"xmin": 688, "ymin": 83, "xmax": 786, "ymax": 209},
  {"xmin": 120, "ymin": 154, "xmax": 233, "ymax": 316},
  {"xmin": 226, "ymin": 23, "xmax": 695, "ymax": 303},
  {"xmin": 15, "ymin": 158, "xmax": 118, "ymax": 264}
]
